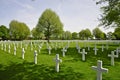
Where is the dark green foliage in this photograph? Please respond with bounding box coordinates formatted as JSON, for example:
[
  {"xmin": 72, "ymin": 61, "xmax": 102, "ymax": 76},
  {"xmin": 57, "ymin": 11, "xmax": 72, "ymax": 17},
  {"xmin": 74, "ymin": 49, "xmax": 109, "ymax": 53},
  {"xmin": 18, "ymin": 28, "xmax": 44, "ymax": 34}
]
[
  {"xmin": 72, "ymin": 32, "xmax": 78, "ymax": 39},
  {"xmin": 36, "ymin": 9, "xmax": 63, "ymax": 42},
  {"xmin": 79, "ymin": 28, "xmax": 91, "ymax": 40},
  {"xmin": 107, "ymin": 32, "xmax": 116, "ymax": 40},
  {"xmin": 9, "ymin": 20, "xmax": 30, "ymax": 40},
  {"xmin": 0, "ymin": 25, "xmax": 9, "ymax": 40},
  {"xmin": 114, "ymin": 27, "xmax": 120, "ymax": 40},
  {"xmin": 97, "ymin": 0, "xmax": 120, "ymax": 28},
  {"xmin": 93, "ymin": 27, "xmax": 105, "ymax": 39}
]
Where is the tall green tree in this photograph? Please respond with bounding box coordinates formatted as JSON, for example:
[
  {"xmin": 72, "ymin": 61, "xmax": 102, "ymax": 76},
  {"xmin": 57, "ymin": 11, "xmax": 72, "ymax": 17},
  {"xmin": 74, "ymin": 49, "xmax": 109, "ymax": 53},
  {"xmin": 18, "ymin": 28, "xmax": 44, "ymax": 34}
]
[
  {"xmin": 114, "ymin": 27, "xmax": 120, "ymax": 40},
  {"xmin": 93, "ymin": 27, "xmax": 103, "ymax": 39},
  {"xmin": 96, "ymin": 0, "xmax": 120, "ymax": 28},
  {"xmin": 36, "ymin": 9, "xmax": 63, "ymax": 42},
  {"xmin": 85, "ymin": 29, "xmax": 92, "ymax": 39},
  {"xmin": 79, "ymin": 30, "xmax": 85, "ymax": 40},
  {"xmin": 0, "ymin": 25, "xmax": 9, "ymax": 40},
  {"xmin": 100, "ymin": 32, "xmax": 106, "ymax": 40},
  {"xmin": 9, "ymin": 20, "xmax": 30, "ymax": 40},
  {"xmin": 62, "ymin": 31, "xmax": 72, "ymax": 40},
  {"xmin": 79, "ymin": 29, "xmax": 91, "ymax": 40},
  {"xmin": 72, "ymin": 32, "xmax": 78, "ymax": 39}
]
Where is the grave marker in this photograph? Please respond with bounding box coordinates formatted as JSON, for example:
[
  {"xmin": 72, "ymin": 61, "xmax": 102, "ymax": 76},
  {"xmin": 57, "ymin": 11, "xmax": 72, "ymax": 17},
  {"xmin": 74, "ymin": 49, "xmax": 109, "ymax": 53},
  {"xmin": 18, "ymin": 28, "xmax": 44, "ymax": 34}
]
[
  {"xmin": 54, "ymin": 54, "xmax": 62, "ymax": 72},
  {"xmin": 93, "ymin": 45, "xmax": 98, "ymax": 55},
  {"xmin": 101, "ymin": 44, "xmax": 104, "ymax": 52},
  {"xmin": 38, "ymin": 45, "xmax": 41, "ymax": 53},
  {"xmin": 14, "ymin": 46, "xmax": 16, "ymax": 55},
  {"xmin": 108, "ymin": 51, "xmax": 118, "ymax": 66},
  {"xmin": 80, "ymin": 49, "xmax": 87, "ymax": 61},
  {"xmin": 77, "ymin": 46, "xmax": 81, "ymax": 53},
  {"xmin": 34, "ymin": 50, "xmax": 38, "ymax": 64},
  {"xmin": 8, "ymin": 45, "xmax": 11, "ymax": 53},
  {"xmin": 114, "ymin": 47, "xmax": 120, "ymax": 56},
  {"xmin": 22, "ymin": 48, "xmax": 25, "ymax": 59},
  {"xmin": 1, "ymin": 44, "xmax": 3, "ymax": 50},
  {"xmin": 61, "ymin": 47, "xmax": 67, "ymax": 57},
  {"xmin": 92, "ymin": 60, "xmax": 108, "ymax": 80},
  {"xmin": 87, "ymin": 45, "xmax": 90, "ymax": 51},
  {"xmin": 48, "ymin": 46, "xmax": 52, "ymax": 55},
  {"xmin": 4, "ymin": 44, "xmax": 6, "ymax": 51}
]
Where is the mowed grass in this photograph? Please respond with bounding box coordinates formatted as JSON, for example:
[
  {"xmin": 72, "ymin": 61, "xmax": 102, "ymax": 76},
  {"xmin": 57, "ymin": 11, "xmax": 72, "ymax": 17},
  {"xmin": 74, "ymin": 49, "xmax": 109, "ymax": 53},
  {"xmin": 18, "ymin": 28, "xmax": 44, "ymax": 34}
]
[{"xmin": 0, "ymin": 40, "xmax": 120, "ymax": 80}]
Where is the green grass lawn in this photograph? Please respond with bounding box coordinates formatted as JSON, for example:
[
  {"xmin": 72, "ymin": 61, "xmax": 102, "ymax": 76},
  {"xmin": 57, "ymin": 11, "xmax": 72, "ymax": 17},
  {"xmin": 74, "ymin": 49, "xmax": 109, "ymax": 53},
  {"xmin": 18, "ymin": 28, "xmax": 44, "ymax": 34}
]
[{"xmin": 0, "ymin": 40, "xmax": 120, "ymax": 80}]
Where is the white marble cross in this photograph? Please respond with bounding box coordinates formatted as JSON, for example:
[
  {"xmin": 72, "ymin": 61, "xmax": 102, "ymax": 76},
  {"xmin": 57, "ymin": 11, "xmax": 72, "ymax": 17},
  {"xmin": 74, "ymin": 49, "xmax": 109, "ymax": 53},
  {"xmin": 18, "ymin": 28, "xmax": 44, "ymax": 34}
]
[
  {"xmin": 4, "ymin": 44, "xmax": 6, "ymax": 51},
  {"xmin": 93, "ymin": 45, "xmax": 98, "ymax": 55},
  {"xmin": 77, "ymin": 46, "xmax": 81, "ymax": 53},
  {"xmin": 61, "ymin": 47, "xmax": 67, "ymax": 57},
  {"xmin": 87, "ymin": 45, "xmax": 90, "ymax": 51},
  {"xmin": 22, "ymin": 48, "xmax": 25, "ymax": 59},
  {"xmin": 14, "ymin": 46, "xmax": 16, "ymax": 55},
  {"xmin": 92, "ymin": 60, "xmax": 108, "ymax": 80},
  {"xmin": 80, "ymin": 49, "xmax": 87, "ymax": 61},
  {"xmin": 76, "ymin": 43, "xmax": 79, "ymax": 50},
  {"xmin": 108, "ymin": 51, "xmax": 118, "ymax": 66},
  {"xmin": 106, "ymin": 43, "xmax": 109, "ymax": 50},
  {"xmin": 114, "ymin": 48, "xmax": 120, "ymax": 57},
  {"xmin": 8, "ymin": 45, "xmax": 11, "ymax": 53},
  {"xmin": 34, "ymin": 50, "xmax": 38, "ymax": 64},
  {"xmin": 54, "ymin": 54, "xmax": 62, "ymax": 72},
  {"xmin": 38, "ymin": 45, "xmax": 41, "ymax": 53},
  {"xmin": 101, "ymin": 44, "xmax": 104, "ymax": 52},
  {"xmin": 48, "ymin": 46, "xmax": 52, "ymax": 55},
  {"xmin": 1, "ymin": 44, "xmax": 3, "ymax": 50}
]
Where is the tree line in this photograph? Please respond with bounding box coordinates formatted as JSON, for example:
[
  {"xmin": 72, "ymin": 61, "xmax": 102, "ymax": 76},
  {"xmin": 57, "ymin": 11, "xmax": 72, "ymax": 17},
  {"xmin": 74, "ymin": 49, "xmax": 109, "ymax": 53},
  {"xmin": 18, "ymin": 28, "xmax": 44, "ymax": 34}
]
[{"xmin": 0, "ymin": 6, "xmax": 120, "ymax": 41}]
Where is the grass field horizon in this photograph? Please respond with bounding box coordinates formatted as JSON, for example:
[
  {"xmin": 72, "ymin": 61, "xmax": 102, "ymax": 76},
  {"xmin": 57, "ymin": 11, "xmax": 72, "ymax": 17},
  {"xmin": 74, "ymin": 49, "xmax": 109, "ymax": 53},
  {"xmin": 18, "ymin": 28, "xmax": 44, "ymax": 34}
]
[{"xmin": 0, "ymin": 40, "xmax": 120, "ymax": 80}]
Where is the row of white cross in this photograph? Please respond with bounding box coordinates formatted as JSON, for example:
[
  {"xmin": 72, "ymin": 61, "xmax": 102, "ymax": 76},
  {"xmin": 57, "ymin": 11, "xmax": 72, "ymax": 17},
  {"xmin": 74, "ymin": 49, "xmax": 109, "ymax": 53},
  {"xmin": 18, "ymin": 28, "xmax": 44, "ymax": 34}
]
[{"xmin": 0, "ymin": 42, "xmax": 120, "ymax": 80}]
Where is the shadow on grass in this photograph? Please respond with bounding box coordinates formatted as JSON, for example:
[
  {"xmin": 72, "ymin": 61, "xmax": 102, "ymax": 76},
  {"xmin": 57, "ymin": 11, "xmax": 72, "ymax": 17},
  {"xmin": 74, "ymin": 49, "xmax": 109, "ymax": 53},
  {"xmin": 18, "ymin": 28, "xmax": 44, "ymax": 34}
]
[{"xmin": 0, "ymin": 61, "xmax": 84, "ymax": 80}]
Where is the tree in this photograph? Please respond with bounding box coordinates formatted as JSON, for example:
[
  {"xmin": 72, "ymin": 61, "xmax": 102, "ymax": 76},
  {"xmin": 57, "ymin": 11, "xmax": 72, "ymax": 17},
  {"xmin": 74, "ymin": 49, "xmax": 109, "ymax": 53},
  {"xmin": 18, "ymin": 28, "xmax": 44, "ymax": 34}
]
[
  {"xmin": 31, "ymin": 28, "xmax": 44, "ymax": 39},
  {"xmin": 9, "ymin": 20, "xmax": 30, "ymax": 40},
  {"xmin": 0, "ymin": 25, "xmax": 9, "ymax": 40},
  {"xmin": 36, "ymin": 9, "xmax": 63, "ymax": 42},
  {"xmin": 79, "ymin": 29, "xmax": 91, "ymax": 40},
  {"xmin": 114, "ymin": 27, "xmax": 120, "ymax": 40},
  {"xmin": 100, "ymin": 32, "xmax": 106, "ymax": 40},
  {"xmin": 62, "ymin": 31, "xmax": 72, "ymax": 40},
  {"xmin": 79, "ymin": 30, "xmax": 85, "ymax": 40},
  {"xmin": 107, "ymin": 32, "xmax": 116, "ymax": 40},
  {"xmin": 96, "ymin": 0, "xmax": 120, "ymax": 28},
  {"xmin": 93, "ymin": 27, "xmax": 103, "ymax": 39},
  {"xmin": 72, "ymin": 32, "xmax": 78, "ymax": 39},
  {"xmin": 84, "ymin": 29, "xmax": 92, "ymax": 39}
]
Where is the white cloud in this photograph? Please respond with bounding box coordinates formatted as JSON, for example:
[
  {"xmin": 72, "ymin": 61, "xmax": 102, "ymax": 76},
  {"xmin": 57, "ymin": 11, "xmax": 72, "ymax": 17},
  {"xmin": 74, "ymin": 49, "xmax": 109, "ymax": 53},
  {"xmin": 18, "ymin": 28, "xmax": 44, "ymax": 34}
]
[{"xmin": 11, "ymin": 0, "xmax": 34, "ymax": 10}]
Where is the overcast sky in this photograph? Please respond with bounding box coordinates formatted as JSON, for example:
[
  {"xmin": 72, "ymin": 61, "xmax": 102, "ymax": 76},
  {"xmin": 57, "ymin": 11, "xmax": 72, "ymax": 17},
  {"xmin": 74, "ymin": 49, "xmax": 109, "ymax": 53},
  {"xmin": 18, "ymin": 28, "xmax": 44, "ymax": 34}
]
[{"xmin": 0, "ymin": 0, "xmax": 114, "ymax": 33}]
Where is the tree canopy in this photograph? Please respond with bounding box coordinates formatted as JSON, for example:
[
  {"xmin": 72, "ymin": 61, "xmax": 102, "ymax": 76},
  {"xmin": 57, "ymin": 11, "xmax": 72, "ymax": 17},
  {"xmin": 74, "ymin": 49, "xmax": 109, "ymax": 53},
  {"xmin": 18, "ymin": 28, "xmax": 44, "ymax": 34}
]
[
  {"xmin": 0, "ymin": 25, "xmax": 9, "ymax": 40},
  {"xmin": 36, "ymin": 9, "xmax": 63, "ymax": 42},
  {"xmin": 114, "ymin": 27, "xmax": 120, "ymax": 40},
  {"xmin": 92, "ymin": 27, "xmax": 104, "ymax": 39},
  {"xmin": 72, "ymin": 32, "xmax": 78, "ymax": 39},
  {"xmin": 97, "ymin": 0, "xmax": 120, "ymax": 28},
  {"xmin": 79, "ymin": 29, "xmax": 91, "ymax": 40},
  {"xmin": 9, "ymin": 20, "xmax": 30, "ymax": 40}
]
